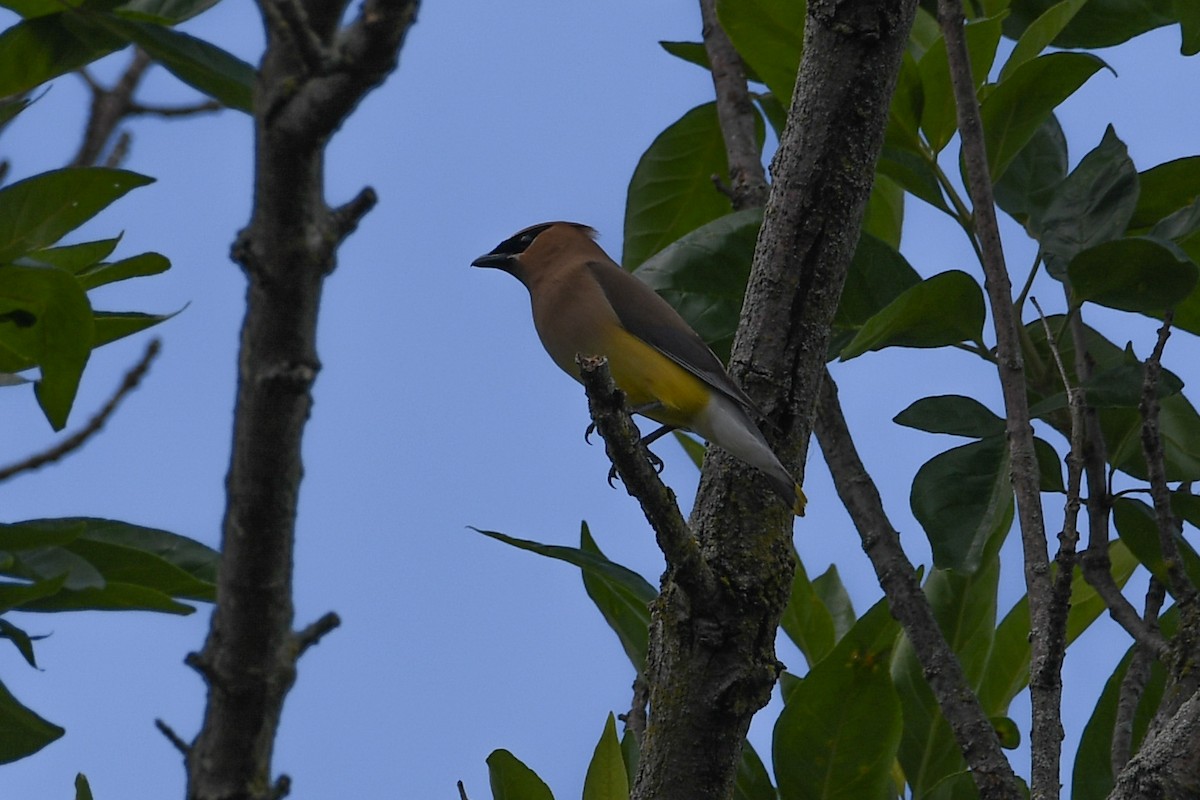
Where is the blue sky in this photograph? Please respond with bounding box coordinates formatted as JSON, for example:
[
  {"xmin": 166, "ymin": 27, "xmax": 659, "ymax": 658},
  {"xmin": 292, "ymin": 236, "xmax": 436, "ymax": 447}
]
[{"xmin": 1, "ymin": 1, "xmax": 1198, "ymax": 798}]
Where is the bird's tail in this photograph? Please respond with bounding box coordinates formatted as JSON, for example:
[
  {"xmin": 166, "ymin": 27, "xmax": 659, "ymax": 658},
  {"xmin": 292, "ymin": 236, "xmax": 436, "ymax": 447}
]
[{"xmin": 696, "ymin": 394, "xmax": 807, "ymax": 517}]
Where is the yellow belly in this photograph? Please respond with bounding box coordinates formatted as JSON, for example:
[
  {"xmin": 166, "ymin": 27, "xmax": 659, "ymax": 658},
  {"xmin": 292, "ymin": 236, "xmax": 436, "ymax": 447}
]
[{"xmin": 591, "ymin": 327, "xmax": 711, "ymax": 429}]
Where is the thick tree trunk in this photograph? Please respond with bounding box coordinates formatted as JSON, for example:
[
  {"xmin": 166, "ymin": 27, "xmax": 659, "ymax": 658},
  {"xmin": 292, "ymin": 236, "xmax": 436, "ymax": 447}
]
[{"xmin": 630, "ymin": 2, "xmax": 917, "ymax": 798}]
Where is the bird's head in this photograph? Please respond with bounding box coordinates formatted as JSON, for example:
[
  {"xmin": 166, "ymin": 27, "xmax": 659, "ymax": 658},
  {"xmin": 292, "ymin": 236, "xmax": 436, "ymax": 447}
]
[{"xmin": 471, "ymin": 222, "xmax": 598, "ymax": 281}]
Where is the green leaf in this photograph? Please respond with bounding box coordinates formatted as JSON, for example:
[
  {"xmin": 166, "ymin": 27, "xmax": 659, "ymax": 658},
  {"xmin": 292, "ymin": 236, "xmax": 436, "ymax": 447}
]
[
  {"xmin": 773, "ymin": 598, "xmax": 900, "ymax": 800},
  {"xmin": 1068, "ymin": 237, "xmax": 1197, "ymax": 313},
  {"xmin": 0, "ymin": 676, "xmax": 63, "ymax": 764},
  {"xmin": 658, "ymin": 40, "xmax": 765, "ymax": 85},
  {"xmin": 978, "ymin": 540, "xmax": 1138, "ymax": 716},
  {"xmin": 840, "ymin": 270, "xmax": 985, "ymax": 360},
  {"xmin": 893, "ymin": 394, "xmax": 1005, "ymax": 438},
  {"xmin": 1004, "ymin": 0, "xmax": 1179, "ymax": 49},
  {"xmin": 918, "ymin": 15, "xmax": 1005, "ymax": 153},
  {"xmin": 472, "ymin": 526, "xmax": 656, "ymax": 672},
  {"xmin": 886, "ymin": 50, "xmax": 924, "ymax": 151},
  {"xmin": 487, "ymin": 750, "xmax": 555, "ymax": 800},
  {"xmin": 619, "ymin": 731, "xmax": 638, "ymax": 794},
  {"xmin": 93, "ymin": 309, "xmax": 175, "ymax": 348},
  {"xmin": 634, "ymin": 209, "xmax": 761, "ymax": 361},
  {"xmin": 862, "ymin": 174, "xmax": 905, "ymax": 249},
  {"xmin": 76, "ymin": 252, "xmax": 170, "ymax": 291},
  {"xmin": 780, "ymin": 554, "xmax": 836, "ymax": 668},
  {"xmin": 834, "ymin": 233, "xmax": 922, "ymax": 334},
  {"xmin": 0, "ymin": 576, "xmax": 68, "ymax": 615},
  {"xmin": 812, "ymin": 566, "xmax": 856, "ymax": 640},
  {"xmin": 18, "ymin": 581, "xmax": 195, "ymax": 614},
  {"xmin": 0, "ymin": 12, "xmax": 126, "ymax": 97},
  {"xmin": 877, "ymin": 145, "xmax": 950, "ymax": 214},
  {"xmin": 993, "ymin": 113, "xmax": 1067, "ymax": 229},
  {"xmin": 27, "ymin": 238, "xmax": 122, "ymax": 273},
  {"xmin": 0, "ymin": 263, "xmax": 93, "ymax": 430},
  {"xmin": 734, "ymin": 740, "xmax": 776, "ymax": 800},
  {"xmin": 1114, "ymin": 497, "xmax": 1200, "ymax": 593},
  {"xmin": 64, "ymin": 517, "xmax": 218, "ymax": 585},
  {"xmin": 1034, "ymin": 436, "xmax": 1065, "ymax": 493},
  {"xmin": 75, "ymin": 774, "xmax": 94, "ymax": 800},
  {"xmin": 1129, "ymin": 156, "xmax": 1200, "ymax": 231},
  {"xmin": 623, "ymin": 103, "xmax": 747, "ymax": 269},
  {"xmin": 999, "ymin": 0, "xmax": 1089, "ymax": 80},
  {"xmin": 1179, "ymin": 0, "xmax": 1200, "ymax": 55},
  {"xmin": 717, "ymin": 0, "xmax": 805, "ymax": 105},
  {"xmin": 583, "ymin": 714, "xmax": 629, "ymax": 800},
  {"xmin": 980, "ymin": 52, "xmax": 1105, "ymax": 183},
  {"xmin": 911, "ymin": 435, "xmax": 1014, "ymax": 573},
  {"xmin": 0, "ymin": 168, "xmax": 154, "ymax": 263},
  {"xmin": 112, "ymin": 0, "xmax": 223, "ymax": 25},
  {"xmin": 101, "ymin": 19, "xmax": 254, "ymax": 112},
  {"xmin": 579, "ymin": 524, "xmax": 655, "ymax": 672},
  {"xmin": 1036, "ymin": 126, "xmax": 1139, "ymax": 279},
  {"xmin": 0, "ymin": 618, "xmax": 46, "ymax": 667}
]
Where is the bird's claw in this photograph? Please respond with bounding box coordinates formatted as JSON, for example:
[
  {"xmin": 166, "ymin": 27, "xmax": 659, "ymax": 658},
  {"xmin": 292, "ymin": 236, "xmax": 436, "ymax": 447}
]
[
  {"xmin": 606, "ymin": 447, "xmax": 665, "ymax": 489},
  {"xmin": 585, "ymin": 422, "xmax": 597, "ymax": 444}
]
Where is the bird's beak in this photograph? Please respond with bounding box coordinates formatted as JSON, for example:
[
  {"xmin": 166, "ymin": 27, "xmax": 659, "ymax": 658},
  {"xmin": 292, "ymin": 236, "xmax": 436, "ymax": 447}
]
[{"xmin": 471, "ymin": 253, "xmax": 512, "ymax": 269}]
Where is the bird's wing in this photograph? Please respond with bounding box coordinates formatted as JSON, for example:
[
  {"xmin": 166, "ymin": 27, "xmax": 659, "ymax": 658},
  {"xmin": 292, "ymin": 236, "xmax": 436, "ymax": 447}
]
[{"xmin": 584, "ymin": 260, "xmax": 764, "ymax": 416}]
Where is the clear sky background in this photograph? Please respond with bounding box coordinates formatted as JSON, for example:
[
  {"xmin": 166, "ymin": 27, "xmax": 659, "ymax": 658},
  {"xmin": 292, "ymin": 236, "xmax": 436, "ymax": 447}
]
[{"xmin": 0, "ymin": 1, "xmax": 1198, "ymax": 798}]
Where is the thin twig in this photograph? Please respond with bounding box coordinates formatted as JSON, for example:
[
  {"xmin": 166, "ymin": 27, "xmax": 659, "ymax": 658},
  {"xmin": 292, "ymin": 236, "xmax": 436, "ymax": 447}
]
[
  {"xmin": 937, "ymin": 1, "xmax": 1058, "ymax": 796},
  {"xmin": 621, "ymin": 674, "xmax": 650, "ymax": 746},
  {"xmin": 815, "ymin": 370, "xmax": 1020, "ymax": 800},
  {"xmin": 1139, "ymin": 311, "xmax": 1195, "ymax": 603},
  {"xmin": 128, "ymin": 99, "xmax": 224, "ymax": 118},
  {"xmin": 155, "ymin": 718, "xmax": 191, "ymax": 757},
  {"xmin": 72, "ymin": 49, "xmax": 153, "ymax": 167},
  {"xmin": 294, "ymin": 611, "xmax": 341, "ymax": 657},
  {"xmin": 457, "ymin": 780, "xmax": 470, "ymax": 800},
  {"xmin": 1112, "ymin": 578, "xmax": 1165, "ymax": 774},
  {"xmin": 0, "ymin": 339, "xmax": 161, "ymax": 483}
]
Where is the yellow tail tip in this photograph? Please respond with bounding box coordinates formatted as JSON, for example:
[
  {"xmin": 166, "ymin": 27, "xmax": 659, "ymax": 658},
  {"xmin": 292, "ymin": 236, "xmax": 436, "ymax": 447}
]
[{"xmin": 794, "ymin": 485, "xmax": 807, "ymax": 517}]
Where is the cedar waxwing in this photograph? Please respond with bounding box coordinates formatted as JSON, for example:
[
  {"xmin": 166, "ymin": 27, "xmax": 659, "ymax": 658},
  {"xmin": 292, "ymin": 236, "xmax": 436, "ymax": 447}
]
[{"xmin": 472, "ymin": 221, "xmax": 806, "ymax": 516}]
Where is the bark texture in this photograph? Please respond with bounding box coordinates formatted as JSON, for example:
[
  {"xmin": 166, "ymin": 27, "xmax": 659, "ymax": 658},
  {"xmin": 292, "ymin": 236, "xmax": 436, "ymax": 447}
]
[
  {"xmin": 630, "ymin": 2, "xmax": 917, "ymax": 798},
  {"xmin": 185, "ymin": 2, "xmax": 418, "ymax": 799}
]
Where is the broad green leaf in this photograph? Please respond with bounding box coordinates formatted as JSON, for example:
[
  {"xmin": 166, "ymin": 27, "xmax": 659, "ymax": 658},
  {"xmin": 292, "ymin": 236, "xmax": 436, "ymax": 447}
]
[
  {"xmin": 977, "ymin": 540, "xmax": 1137, "ymax": 715},
  {"xmin": 886, "ymin": 50, "xmax": 924, "ymax": 151},
  {"xmin": 101, "ymin": 19, "xmax": 254, "ymax": 112},
  {"xmin": 583, "ymin": 714, "xmax": 629, "ymax": 800},
  {"xmin": 1129, "ymin": 156, "xmax": 1200, "ymax": 231},
  {"xmin": 112, "ymin": 0, "xmax": 223, "ymax": 24},
  {"xmin": 1004, "ymin": 0, "xmax": 1179, "ymax": 49},
  {"xmin": 579, "ymin": 524, "xmax": 655, "ymax": 672},
  {"xmin": 0, "ymin": 519, "xmax": 87, "ymax": 550},
  {"xmin": 623, "ymin": 103, "xmax": 745, "ymax": 269},
  {"xmin": 863, "ymin": 174, "xmax": 904, "ymax": 249},
  {"xmin": 893, "ymin": 533, "xmax": 1002, "ymax": 798},
  {"xmin": 619, "ymin": 731, "xmax": 638, "ymax": 794},
  {"xmin": 0, "ymin": 676, "xmax": 62, "ymax": 764},
  {"xmin": 999, "ymin": 0, "xmax": 1089, "ymax": 80},
  {"xmin": 1179, "ymin": 0, "xmax": 1200, "ymax": 55},
  {"xmin": 1034, "ymin": 436, "xmax": 1065, "ymax": 493},
  {"xmin": 0, "ymin": 168, "xmax": 153, "ymax": 263},
  {"xmin": 76, "ymin": 252, "xmax": 170, "ymax": 291},
  {"xmin": 657, "ymin": 41, "xmax": 766, "ymax": 85},
  {"xmin": 980, "ymin": 52, "xmax": 1105, "ymax": 183},
  {"xmin": 877, "ymin": 146, "xmax": 950, "ymax": 213},
  {"xmin": 774, "ymin": 599, "xmax": 900, "ymax": 800},
  {"xmin": 1174, "ymin": 489, "xmax": 1200, "ymax": 530},
  {"xmin": 911, "ymin": 435, "xmax": 1014, "ymax": 573},
  {"xmin": 717, "ymin": 0, "xmax": 805, "ymax": 105},
  {"xmin": 0, "ymin": 263, "xmax": 93, "ymax": 430},
  {"xmin": 840, "ymin": 270, "xmax": 985, "ymax": 360},
  {"xmin": 0, "ymin": 576, "xmax": 68, "ymax": 615},
  {"xmin": 65, "ymin": 517, "xmax": 218, "ymax": 585},
  {"xmin": 634, "ymin": 209, "xmax": 761, "ymax": 361},
  {"xmin": 0, "ymin": 13, "xmax": 126, "ymax": 97},
  {"xmin": 487, "ymin": 750, "xmax": 555, "ymax": 800},
  {"xmin": 893, "ymin": 394, "xmax": 1005, "ymax": 438},
  {"xmin": 27, "ymin": 238, "xmax": 122, "ymax": 273},
  {"xmin": 1036, "ymin": 126, "xmax": 1138, "ymax": 279},
  {"xmin": 780, "ymin": 554, "xmax": 836, "ymax": 668},
  {"xmin": 17, "ymin": 580, "xmax": 195, "ymax": 614},
  {"xmin": 1071, "ymin": 608, "xmax": 1175, "ymax": 800},
  {"xmin": 472, "ymin": 526, "xmax": 656, "ymax": 671},
  {"xmin": 833, "ymin": 233, "xmax": 922, "ymax": 335},
  {"xmin": 75, "ymin": 774, "xmax": 94, "ymax": 800},
  {"xmin": 918, "ymin": 15, "xmax": 1005, "ymax": 153},
  {"xmin": 813, "ymin": 566, "xmax": 856, "ymax": 640},
  {"xmin": 1068, "ymin": 237, "xmax": 1198, "ymax": 313},
  {"xmin": 735, "ymin": 740, "xmax": 776, "ymax": 800},
  {"xmin": 993, "ymin": 113, "xmax": 1067, "ymax": 229},
  {"xmin": 1113, "ymin": 497, "xmax": 1200, "ymax": 593}
]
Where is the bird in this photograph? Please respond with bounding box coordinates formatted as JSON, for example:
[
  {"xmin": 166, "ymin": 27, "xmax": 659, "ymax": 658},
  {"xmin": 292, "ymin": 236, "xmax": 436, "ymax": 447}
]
[{"xmin": 472, "ymin": 221, "xmax": 806, "ymax": 516}]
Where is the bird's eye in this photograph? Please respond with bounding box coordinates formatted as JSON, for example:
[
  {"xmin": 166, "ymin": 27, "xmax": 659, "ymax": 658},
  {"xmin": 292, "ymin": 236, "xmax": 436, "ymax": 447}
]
[{"xmin": 519, "ymin": 233, "xmax": 534, "ymax": 245}]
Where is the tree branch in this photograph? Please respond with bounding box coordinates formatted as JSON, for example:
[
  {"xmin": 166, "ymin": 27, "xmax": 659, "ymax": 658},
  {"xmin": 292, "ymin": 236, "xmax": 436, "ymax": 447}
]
[
  {"xmin": 0, "ymin": 339, "xmax": 160, "ymax": 483},
  {"xmin": 697, "ymin": 0, "xmax": 768, "ymax": 209},
  {"xmin": 1109, "ymin": 690, "xmax": 1200, "ymax": 800},
  {"xmin": 185, "ymin": 2, "xmax": 418, "ymax": 798},
  {"xmin": 815, "ymin": 370, "xmax": 1020, "ymax": 799},
  {"xmin": 1112, "ymin": 578, "xmax": 1165, "ymax": 774},
  {"xmin": 73, "ymin": 49, "xmax": 153, "ymax": 167},
  {"xmin": 936, "ymin": 2, "xmax": 1059, "ymax": 796}
]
